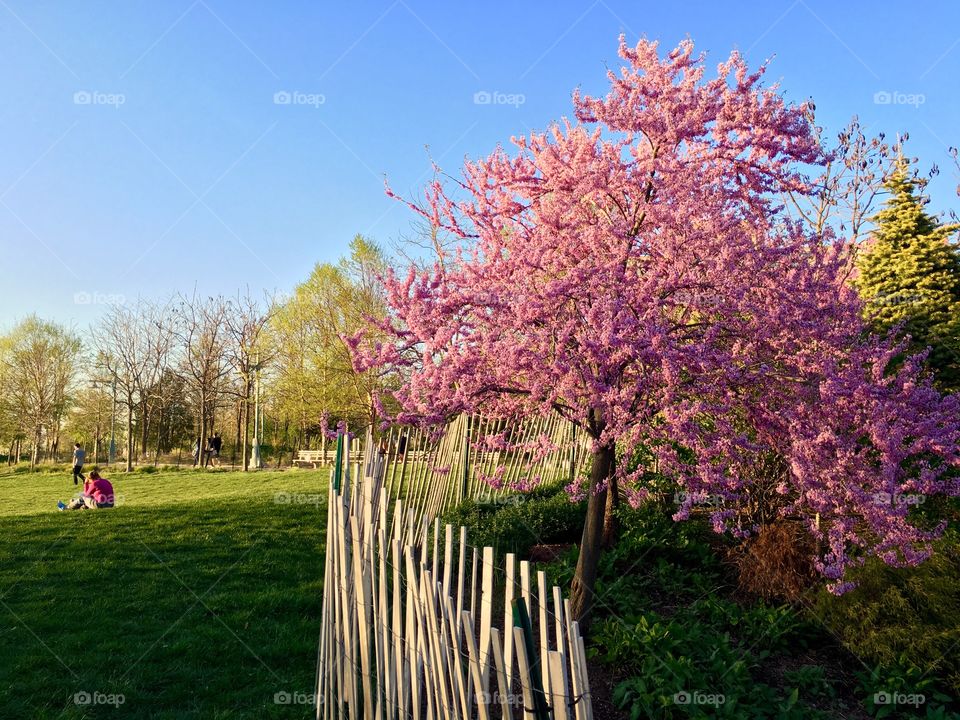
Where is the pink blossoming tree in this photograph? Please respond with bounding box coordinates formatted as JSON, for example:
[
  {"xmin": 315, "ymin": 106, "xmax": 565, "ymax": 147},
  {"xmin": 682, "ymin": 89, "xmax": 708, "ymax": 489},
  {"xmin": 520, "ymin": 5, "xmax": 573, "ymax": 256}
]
[{"xmin": 352, "ymin": 37, "xmax": 960, "ymax": 623}]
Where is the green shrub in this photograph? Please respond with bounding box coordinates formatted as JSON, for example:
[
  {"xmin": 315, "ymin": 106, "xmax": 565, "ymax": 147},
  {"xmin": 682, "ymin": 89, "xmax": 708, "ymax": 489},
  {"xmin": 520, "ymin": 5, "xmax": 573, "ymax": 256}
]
[
  {"xmin": 511, "ymin": 492, "xmax": 959, "ymax": 718},
  {"xmin": 11, "ymin": 464, "xmax": 72, "ymax": 475},
  {"xmin": 543, "ymin": 502, "xmax": 727, "ymax": 615},
  {"xmin": 594, "ymin": 612, "xmax": 826, "ymax": 719},
  {"xmin": 856, "ymin": 663, "xmax": 957, "ymax": 718},
  {"xmin": 783, "ymin": 665, "xmax": 835, "ymax": 701},
  {"xmin": 612, "ymin": 502, "xmax": 728, "ymax": 574},
  {"xmin": 689, "ymin": 596, "xmax": 816, "ymax": 653},
  {"xmin": 440, "ymin": 483, "xmax": 585, "ymax": 556},
  {"xmin": 811, "ymin": 532, "xmax": 960, "ymax": 694}
]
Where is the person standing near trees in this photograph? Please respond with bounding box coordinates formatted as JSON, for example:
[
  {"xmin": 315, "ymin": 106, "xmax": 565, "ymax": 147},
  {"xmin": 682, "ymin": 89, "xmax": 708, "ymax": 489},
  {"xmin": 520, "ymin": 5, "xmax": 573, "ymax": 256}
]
[
  {"xmin": 207, "ymin": 432, "xmax": 223, "ymax": 467},
  {"xmin": 71, "ymin": 443, "xmax": 86, "ymax": 486}
]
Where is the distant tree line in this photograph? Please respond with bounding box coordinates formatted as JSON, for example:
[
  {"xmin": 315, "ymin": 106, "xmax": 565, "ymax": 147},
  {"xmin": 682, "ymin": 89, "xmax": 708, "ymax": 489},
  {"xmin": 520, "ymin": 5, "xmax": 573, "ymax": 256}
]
[{"xmin": 0, "ymin": 235, "xmax": 393, "ymax": 469}]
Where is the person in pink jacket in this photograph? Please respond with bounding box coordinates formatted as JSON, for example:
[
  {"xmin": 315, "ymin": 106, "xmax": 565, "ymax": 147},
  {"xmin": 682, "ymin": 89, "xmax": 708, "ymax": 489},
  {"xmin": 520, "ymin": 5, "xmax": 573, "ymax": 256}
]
[{"xmin": 59, "ymin": 470, "xmax": 115, "ymax": 510}]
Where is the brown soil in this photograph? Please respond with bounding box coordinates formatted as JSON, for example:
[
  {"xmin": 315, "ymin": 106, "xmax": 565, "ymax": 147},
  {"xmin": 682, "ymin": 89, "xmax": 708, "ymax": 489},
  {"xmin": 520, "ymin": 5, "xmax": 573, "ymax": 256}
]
[{"xmin": 529, "ymin": 543, "xmax": 574, "ymax": 563}]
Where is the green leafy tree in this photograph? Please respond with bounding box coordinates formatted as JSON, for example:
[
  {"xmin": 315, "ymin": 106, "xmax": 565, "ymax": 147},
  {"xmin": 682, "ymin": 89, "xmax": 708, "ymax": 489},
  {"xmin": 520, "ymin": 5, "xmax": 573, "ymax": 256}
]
[
  {"xmin": 0, "ymin": 333, "xmax": 25, "ymax": 461},
  {"xmin": 855, "ymin": 156, "xmax": 960, "ymax": 391},
  {"xmin": 63, "ymin": 383, "xmax": 114, "ymax": 464},
  {"xmin": 0, "ymin": 316, "xmax": 81, "ymax": 466},
  {"xmin": 269, "ymin": 235, "xmax": 392, "ymax": 445}
]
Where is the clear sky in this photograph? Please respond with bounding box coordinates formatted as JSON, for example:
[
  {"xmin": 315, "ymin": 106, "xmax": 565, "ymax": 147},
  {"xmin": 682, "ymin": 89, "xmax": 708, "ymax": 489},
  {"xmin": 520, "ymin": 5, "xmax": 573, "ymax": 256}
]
[{"xmin": 1, "ymin": 1, "xmax": 958, "ymax": 331}]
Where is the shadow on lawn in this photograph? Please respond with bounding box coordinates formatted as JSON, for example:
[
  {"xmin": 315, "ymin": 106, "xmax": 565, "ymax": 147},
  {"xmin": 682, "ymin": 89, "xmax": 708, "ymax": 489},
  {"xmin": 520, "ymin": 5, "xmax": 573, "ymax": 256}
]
[{"xmin": 0, "ymin": 497, "xmax": 325, "ymax": 719}]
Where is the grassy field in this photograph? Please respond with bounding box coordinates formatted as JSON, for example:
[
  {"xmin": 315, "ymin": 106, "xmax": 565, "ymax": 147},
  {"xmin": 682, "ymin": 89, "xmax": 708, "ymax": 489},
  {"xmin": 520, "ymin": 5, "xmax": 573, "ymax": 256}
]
[{"xmin": 0, "ymin": 466, "xmax": 329, "ymax": 719}]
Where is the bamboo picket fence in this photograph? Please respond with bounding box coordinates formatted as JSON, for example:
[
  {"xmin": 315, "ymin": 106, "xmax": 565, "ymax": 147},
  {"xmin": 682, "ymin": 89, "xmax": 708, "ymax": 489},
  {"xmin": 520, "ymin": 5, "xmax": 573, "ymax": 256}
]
[
  {"xmin": 370, "ymin": 413, "xmax": 593, "ymax": 521},
  {"xmin": 316, "ymin": 436, "xmax": 594, "ymax": 720}
]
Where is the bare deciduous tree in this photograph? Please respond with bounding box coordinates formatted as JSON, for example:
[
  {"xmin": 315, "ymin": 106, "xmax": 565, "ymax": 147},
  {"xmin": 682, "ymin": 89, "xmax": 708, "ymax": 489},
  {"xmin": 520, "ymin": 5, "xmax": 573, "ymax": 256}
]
[
  {"xmin": 224, "ymin": 289, "xmax": 275, "ymax": 470},
  {"xmin": 173, "ymin": 292, "xmax": 231, "ymax": 467},
  {"xmin": 786, "ymin": 116, "xmax": 895, "ymax": 250},
  {"xmin": 93, "ymin": 300, "xmax": 174, "ymax": 471}
]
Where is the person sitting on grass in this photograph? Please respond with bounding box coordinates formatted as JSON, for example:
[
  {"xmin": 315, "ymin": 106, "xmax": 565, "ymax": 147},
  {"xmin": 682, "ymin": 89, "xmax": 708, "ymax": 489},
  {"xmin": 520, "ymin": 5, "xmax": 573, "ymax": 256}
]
[{"xmin": 58, "ymin": 470, "xmax": 115, "ymax": 511}]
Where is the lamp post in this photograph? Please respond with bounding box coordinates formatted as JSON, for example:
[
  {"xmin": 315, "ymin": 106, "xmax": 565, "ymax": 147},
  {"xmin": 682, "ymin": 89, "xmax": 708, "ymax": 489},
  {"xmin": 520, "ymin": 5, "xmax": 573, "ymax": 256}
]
[
  {"xmin": 90, "ymin": 380, "xmax": 103, "ymax": 465},
  {"xmin": 249, "ymin": 355, "xmax": 263, "ymax": 470}
]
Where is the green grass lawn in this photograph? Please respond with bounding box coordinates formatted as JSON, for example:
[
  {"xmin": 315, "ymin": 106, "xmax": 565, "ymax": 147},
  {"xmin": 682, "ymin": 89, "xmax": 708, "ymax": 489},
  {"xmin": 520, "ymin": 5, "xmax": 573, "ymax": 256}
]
[{"xmin": 0, "ymin": 466, "xmax": 329, "ymax": 719}]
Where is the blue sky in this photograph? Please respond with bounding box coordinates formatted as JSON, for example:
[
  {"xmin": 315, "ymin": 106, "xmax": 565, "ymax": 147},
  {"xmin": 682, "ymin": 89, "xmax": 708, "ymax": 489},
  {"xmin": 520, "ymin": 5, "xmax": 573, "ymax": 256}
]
[{"xmin": 1, "ymin": 1, "xmax": 958, "ymax": 330}]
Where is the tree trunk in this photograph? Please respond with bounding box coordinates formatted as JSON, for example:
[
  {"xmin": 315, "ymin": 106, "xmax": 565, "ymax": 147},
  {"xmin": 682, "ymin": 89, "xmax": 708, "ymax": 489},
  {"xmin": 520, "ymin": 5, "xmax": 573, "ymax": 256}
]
[
  {"xmin": 241, "ymin": 376, "xmax": 250, "ymax": 471},
  {"xmin": 198, "ymin": 392, "xmax": 208, "ymax": 469},
  {"xmin": 602, "ymin": 467, "xmax": 619, "ymax": 547},
  {"xmin": 234, "ymin": 396, "xmax": 242, "ymax": 470},
  {"xmin": 154, "ymin": 407, "xmax": 163, "ymax": 465},
  {"xmin": 31, "ymin": 426, "xmax": 41, "ymax": 468},
  {"xmin": 126, "ymin": 403, "xmax": 134, "ymax": 472},
  {"xmin": 51, "ymin": 422, "xmax": 61, "ymax": 460},
  {"xmin": 569, "ymin": 442, "xmax": 615, "ymax": 632},
  {"xmin": 141, "ymin": 401, "xmax": 151, "ymax": 457}
]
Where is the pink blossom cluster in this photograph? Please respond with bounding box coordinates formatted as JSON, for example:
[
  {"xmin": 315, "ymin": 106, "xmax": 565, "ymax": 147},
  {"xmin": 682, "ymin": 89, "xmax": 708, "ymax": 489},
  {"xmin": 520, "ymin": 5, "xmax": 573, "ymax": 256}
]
[
  {"xmin": 478, "ymin": 465, "xmax": 542, "ymax": 493},
  {"xmin": 478, "ymin": 465, "xmax": 507, "ymax": 490},
  {"xmin": 319, "ymin": 411, "xmax": 354, "ymax": 441}
]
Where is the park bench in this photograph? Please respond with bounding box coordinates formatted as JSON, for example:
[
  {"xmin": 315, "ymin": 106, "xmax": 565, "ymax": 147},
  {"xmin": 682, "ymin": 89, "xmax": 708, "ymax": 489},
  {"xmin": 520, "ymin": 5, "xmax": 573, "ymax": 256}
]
[
  {"xmin": 292, "ymin": 449, "xmax": 363, "ymax": 467},
  {"xmin": 292, "ymin": 450, "xmax": 328, "ymax": 468}
]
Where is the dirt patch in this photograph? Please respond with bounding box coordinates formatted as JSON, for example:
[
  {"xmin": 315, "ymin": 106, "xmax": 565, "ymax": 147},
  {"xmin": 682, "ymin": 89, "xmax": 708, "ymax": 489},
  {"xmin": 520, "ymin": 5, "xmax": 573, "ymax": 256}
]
[
  {"xmin": 529, "ymin": 543, "xmax": 574, "ymax": 563},
  {"xmin": 585, "ymin": 655, "xmax": 628, "ymax": 719}
]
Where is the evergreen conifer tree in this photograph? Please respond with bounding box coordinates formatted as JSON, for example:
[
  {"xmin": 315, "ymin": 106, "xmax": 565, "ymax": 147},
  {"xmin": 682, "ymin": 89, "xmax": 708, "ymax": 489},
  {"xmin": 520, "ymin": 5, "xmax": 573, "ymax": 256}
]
[{"xmin": 855, "ymin": 155, "xmax": 960, "ymax": 391}]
